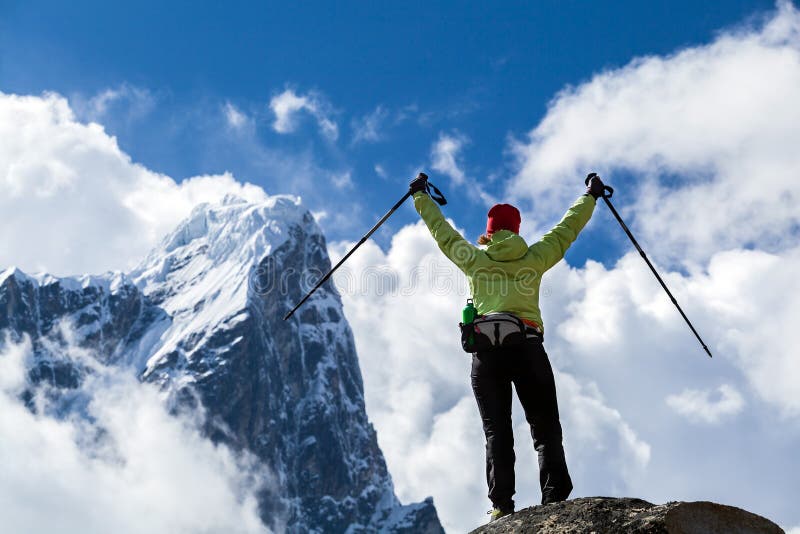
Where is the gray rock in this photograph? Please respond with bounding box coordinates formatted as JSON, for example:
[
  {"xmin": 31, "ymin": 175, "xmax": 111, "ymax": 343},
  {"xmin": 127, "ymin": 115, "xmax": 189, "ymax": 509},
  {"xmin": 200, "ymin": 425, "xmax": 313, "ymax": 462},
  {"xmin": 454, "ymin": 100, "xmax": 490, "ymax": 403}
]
[{"xmin": 469, "ymin": 497, "xmax": 784, "ymax": 534}]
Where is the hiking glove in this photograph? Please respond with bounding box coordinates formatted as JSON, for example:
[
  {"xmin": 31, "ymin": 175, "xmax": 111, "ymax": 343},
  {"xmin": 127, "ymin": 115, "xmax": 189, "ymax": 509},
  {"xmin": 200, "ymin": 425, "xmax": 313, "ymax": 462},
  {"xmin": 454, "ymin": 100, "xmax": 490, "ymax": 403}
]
[
  {"xmin": 586, "ymin": 173, "xmax": 605, "ymax": 199},
  {"xmin": 409, "ymin": 173, "xmax": 429, "ymax": 195}
]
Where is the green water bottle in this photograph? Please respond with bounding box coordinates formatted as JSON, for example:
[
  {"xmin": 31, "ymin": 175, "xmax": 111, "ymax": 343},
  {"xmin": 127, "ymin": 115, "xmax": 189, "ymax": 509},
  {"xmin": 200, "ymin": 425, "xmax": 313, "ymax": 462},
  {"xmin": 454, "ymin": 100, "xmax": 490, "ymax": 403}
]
[
  {"xmin": 462, "ymin": 298, "xmax": 477, "ymax": 324},
  {"xmin": 462, "ymin": 299, "xmax": 477, "ymax": 346}
]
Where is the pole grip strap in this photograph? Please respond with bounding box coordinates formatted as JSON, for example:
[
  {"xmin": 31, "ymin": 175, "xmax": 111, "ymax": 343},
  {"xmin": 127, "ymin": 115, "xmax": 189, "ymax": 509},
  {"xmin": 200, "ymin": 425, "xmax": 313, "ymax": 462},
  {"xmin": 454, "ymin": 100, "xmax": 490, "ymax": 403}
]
[{"xmin": 427, "ymin": 181, "xmax": 447, "ymax": 205}]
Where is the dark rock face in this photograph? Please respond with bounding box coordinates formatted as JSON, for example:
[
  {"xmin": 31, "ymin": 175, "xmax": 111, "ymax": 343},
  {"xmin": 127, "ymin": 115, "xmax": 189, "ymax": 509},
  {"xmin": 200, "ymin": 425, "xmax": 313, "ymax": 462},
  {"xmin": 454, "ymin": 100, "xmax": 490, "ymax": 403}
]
[
  {"xmin": 469, "ymin": 497, "xmax": 784, "ymax": 534},
  {"xmin": 0, "ymin": 270, "xmax": 145, "ymax": 390},
  {"xmin": 0, "ymin": 196, "xmax": 444, "ymax": 534}
]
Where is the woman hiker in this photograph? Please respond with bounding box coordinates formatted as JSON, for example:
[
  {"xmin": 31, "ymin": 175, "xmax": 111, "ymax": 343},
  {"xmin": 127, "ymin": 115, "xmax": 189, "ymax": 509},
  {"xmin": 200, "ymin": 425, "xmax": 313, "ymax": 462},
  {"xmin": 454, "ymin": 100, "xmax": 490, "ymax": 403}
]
[{"xmin": 409, "ymin": 172, "xmax": 605, "ymax": 521}]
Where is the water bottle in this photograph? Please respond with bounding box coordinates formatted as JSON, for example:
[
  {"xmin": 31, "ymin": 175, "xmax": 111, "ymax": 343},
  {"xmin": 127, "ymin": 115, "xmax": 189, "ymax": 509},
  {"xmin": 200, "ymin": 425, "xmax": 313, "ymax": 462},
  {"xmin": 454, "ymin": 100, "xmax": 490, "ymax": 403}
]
[
  {"xmin": 462, "ymin": 298, "xmax": 477, "ymax": 324},
  {"xmin": 462, "ymin": 299, "xmax": 477, "ymax": 347}
]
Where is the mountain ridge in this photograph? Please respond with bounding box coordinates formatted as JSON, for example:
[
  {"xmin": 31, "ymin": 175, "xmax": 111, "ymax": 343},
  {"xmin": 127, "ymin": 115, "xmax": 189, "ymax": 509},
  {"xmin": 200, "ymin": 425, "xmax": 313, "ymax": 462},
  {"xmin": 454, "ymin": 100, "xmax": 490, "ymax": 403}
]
[{"xmin": 0, "ymin": 194, "xmax": 444, "ymax": 533}]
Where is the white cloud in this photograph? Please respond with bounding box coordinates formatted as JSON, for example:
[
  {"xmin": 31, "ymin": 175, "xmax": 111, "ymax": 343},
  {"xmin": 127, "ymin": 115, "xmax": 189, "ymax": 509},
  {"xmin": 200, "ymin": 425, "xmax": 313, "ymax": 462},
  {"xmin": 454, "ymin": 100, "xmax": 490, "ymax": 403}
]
[
  {"xmin": 73, "ymin": 84, "xmax": 156, "ymax": 123},
  {"xmin": 555, "ymin": 371, "xmax": 651, "ymax": 489},
  {"xmin": 269, "ymin": 90, "xmax": 308, "ymax": 133},
  {"xmin": 429, "ymin": 132, "xmax": 498, "ymax": 207},
  {"xmin": 508, "ymin": 0, "xmax": 800, "ymax": 264},
  {"xmin": 700, "ymin": 247, "xmax": 800, "ymax": 416},
  {"xmin": 430, "ymin": 131, "xmax": 468, "ymax": 185},
  {"xmin": 550, "ymin": 245, "xmax": 800, "ymax": 417},
  {"xmin": 0, "ymin": 336, "xmax": 270, "ymax": 534},
  {"xmin": 0, "ymin": 91, "xmax": 268, "ymax": 276},
  {"xmin": 331, "ymin": 171, "xmax": 354, "ymax": 189},
  {"xmin": 351, "ymin": 105, "xmax": 389, "ymax": 143},
  {"xmin": 666, "ymin": 384, "xmax": 745, "ymax": 424},
  {"xmin": 224, "ymin": 101, "xmax": 250, "ymax": 129},
  {"xmin": 269, "ymin": 88, "xmax": 338, "ymax": 140}
]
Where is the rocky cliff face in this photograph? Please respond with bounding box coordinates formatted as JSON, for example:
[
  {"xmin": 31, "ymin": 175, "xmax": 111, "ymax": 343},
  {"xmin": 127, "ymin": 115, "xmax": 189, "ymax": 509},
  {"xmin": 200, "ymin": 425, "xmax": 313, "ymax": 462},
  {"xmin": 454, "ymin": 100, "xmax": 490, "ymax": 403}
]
[
  {"xmin": 0, "ymin": 195, "xmax": 443, "ymax": 534},
  {"xmin": 469, "ymin": 497, "xmax": 784, "ymax": 534}
]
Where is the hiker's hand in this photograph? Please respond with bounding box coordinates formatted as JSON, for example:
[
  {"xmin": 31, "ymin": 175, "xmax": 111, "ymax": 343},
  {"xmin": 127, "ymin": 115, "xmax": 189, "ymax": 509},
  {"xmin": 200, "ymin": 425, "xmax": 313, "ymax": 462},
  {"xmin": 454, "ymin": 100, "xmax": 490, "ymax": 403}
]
[
  {"xmin": 409, "ymin": 173, "xmax": 429, "ymax": 195},
  {"xmin": 586, "ymin": 173, "xmax": 605, "ymax": 199}
]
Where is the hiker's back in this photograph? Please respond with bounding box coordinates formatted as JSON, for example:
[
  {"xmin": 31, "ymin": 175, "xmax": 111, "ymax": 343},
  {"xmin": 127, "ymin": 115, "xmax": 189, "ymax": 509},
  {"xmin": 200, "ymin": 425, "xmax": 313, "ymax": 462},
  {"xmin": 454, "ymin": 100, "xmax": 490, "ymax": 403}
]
[{"xmin": 468, "ymin": 230, "xmax": 545, "ymax": 327}]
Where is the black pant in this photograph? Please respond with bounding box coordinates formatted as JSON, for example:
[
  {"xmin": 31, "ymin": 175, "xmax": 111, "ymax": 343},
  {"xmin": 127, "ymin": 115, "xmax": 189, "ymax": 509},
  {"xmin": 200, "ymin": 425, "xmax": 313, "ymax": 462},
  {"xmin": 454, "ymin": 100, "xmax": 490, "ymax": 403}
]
[{"xmin": 471, "ymin": 337, "xmax": 573, "ymax": 510}]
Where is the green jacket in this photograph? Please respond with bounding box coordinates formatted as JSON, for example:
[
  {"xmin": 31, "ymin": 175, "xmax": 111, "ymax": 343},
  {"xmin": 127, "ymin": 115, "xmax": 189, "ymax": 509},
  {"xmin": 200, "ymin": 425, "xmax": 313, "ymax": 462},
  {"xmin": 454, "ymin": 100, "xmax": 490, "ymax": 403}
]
[{"xmin": 413, "ymin": 192, "xmax": 595, "ymax": 332}]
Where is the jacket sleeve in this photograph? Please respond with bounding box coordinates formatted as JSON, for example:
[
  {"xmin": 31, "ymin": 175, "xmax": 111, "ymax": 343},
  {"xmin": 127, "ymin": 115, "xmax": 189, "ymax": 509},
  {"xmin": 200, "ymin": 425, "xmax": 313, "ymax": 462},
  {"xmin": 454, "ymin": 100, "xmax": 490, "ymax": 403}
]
[
  {"xmin": 528, "ymin": 194, "xmax": 596, "ymax": 271},
  {"xmin": 413, "ymin": 192, "xmax": 479, "ymax": 273}
]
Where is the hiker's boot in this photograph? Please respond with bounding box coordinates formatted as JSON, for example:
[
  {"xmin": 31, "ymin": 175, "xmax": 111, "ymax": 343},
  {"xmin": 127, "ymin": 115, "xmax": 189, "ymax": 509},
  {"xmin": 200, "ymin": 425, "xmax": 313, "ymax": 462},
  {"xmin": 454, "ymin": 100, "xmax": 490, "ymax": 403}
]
[{"xmin": 488, "ymin": 506, "xmax": 514, "ymax": 522}]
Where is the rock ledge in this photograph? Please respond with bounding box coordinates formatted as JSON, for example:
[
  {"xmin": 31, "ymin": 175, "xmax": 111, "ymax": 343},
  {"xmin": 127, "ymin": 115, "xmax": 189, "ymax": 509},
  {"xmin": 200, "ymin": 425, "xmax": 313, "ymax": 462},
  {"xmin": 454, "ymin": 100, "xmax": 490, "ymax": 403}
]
[{"xmin": 469, "ymin": 497, "xmax": 784, "ymax": 534}]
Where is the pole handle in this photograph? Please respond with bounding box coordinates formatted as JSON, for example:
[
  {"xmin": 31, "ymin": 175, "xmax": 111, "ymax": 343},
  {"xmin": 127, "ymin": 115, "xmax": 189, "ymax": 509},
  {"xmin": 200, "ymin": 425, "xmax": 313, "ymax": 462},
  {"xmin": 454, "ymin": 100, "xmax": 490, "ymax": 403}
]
[{"xmin": 585, "ymin": 172, "xmax": 614, "ymax": 198}]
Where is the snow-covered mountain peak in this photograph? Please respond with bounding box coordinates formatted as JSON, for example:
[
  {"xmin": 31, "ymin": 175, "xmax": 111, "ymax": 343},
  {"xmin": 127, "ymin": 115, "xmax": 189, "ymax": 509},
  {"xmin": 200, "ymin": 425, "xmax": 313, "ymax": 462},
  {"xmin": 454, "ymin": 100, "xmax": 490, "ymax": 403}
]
[
  {"xmin": 0, "ymin": 266, "xmax": 31, "ymax": 286},
  {"xmin": 154, "ymin": 194, "xmax": 308, "ymax": 260},
  {"xmin": 132, "ymin": 194, "xmax": 316, "ymax": 294},
  {"xmin": 127, "ymin": 194, "xmax": 326, "ymax": 376}
]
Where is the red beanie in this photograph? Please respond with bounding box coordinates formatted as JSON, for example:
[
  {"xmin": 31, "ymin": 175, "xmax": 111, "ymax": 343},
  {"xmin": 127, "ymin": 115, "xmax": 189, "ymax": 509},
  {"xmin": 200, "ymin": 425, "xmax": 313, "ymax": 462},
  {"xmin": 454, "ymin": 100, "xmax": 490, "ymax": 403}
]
[{"xmin": 486, "ymin": 203, "xmax": 521, "ymax": 235}]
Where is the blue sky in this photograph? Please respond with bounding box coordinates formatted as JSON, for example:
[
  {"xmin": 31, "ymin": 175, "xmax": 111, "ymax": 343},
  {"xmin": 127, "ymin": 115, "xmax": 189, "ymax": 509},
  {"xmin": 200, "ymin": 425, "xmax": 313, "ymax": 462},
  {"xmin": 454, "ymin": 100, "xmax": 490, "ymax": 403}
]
[
  {"xmin": 3, "ymin": 1, "xmax": 800, "ymax": 533},
  {"xmin": 0, "ymin": 0, "xmax": 775, "ymax": 260}
]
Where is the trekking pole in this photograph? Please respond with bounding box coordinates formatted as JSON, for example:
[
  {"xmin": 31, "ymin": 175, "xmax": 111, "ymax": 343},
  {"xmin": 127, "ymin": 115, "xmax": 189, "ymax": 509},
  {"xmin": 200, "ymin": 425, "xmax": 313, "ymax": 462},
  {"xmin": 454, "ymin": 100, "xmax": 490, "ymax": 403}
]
[
  {"xmin": 283, "ymin": 174, "xmax": 447, "ymax": 321},
  {"xmin": 587, "ymin": 173, "xmax": 713, "ymax": 358}
]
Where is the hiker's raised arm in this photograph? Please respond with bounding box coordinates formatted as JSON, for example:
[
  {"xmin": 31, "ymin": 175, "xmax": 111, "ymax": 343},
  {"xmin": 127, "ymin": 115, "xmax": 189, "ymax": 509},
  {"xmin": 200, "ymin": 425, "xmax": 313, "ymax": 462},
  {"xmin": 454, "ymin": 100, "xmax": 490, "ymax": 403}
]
[
  {"xmin": 411, "ymin": 177, "xmax": 478, "ymax": 273},
  {"xmin": 528, "ymin": 185, "xmax": 598, "ymax": 272}
]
